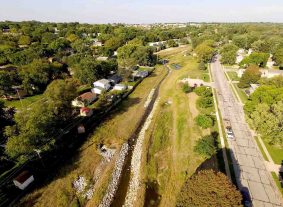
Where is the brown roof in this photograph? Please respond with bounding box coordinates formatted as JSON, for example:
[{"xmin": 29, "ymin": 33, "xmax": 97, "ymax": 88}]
[
  {"xmin": 79, "ymin": 92, "xmax": 96, "ymax": 101},
  {"xmin": 14, "ymin": 171, "xmax": 32, "ymax": 184}
]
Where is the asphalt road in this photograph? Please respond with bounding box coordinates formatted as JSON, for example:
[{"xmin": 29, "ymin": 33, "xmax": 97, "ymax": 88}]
[{"xmin": 211, "ymin": 57, "xmax": 282, "ymax": 207}]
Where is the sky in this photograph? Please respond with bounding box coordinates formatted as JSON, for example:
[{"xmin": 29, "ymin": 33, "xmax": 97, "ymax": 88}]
[{"xmin": 0, "ymin": 0, "xmax": 283, "ymax": 24}]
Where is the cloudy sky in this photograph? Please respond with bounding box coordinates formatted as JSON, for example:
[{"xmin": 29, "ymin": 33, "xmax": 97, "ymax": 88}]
[{"xmin": 0, "ymin": 0, "xmax": 283, "ymax": 23}]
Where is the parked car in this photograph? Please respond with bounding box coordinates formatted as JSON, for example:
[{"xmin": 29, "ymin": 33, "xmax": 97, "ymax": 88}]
[
  {"xmin": 240, "ymin": 188, "xmax": 252, "ymax": 207},
  {"xmin": 226, "ymin": 127, "xmax": 235, "ymax": 139}
]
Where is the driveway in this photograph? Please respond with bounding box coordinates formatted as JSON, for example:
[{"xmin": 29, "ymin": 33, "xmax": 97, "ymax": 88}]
[{"xmin": 211, "ymin": 57, "xmax": 282, "ymax": 207}]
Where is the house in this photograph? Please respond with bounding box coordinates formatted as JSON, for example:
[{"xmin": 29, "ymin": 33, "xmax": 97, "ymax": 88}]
[
  {"xmin": 77, "ymin": 125, "xmax": 85, "ymax": 134},
  {"xmin": 261, "ymin": 69, "xmax": 283, "ymax": 78},
  {"xmin": 237, "ymin": 68, "xmax": 283, "ymax": 79},
  {"xmin": 132, "ymin": 70, "xmax": 149, "ymax": 79},
  {"xmin": 80, "ymin": 107, "xmax": 93, "ymax": 117},
  {"xmin": 113, "ymin": 84, "xmax": 127, "ymax": 91},
  {"xmin": 93, "ymin": 79, "xmax": 111, "ymax": 91},
  {"xmin": 72, "ymin": 92, "xmax": 97, "ymax": 107},
  {"xmin": 93, "ymin": 41, "xmax": 103, "ymax": 47},
  {"xmin": 13, "ymin": 171, "xmax": 34, "ymax": 190},
  {"xmin": 266, "ymin": 54, "xmax": 275, "ymax": 69},
  {"xmin": 97, "ymin": 56, "xmax": 108, "ymax": 61},
  {"xmin": 91, "ymin": 86, "xmax": 105, "ymax": 95},
  {"xmin": 108, "ymin": 74, "xmax": 122, "ymax": 85}
]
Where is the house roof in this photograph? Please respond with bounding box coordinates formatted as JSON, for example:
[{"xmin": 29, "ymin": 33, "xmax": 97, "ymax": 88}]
[
  {"xmin": 79, "ymin": 92, "xmax": 96, "ymax": 101},
  {"xmin": 80, "ymin": 107, "xmax": 91, "ymax": 113},
  {"xmin": 94, "ymin": 79, "xmax": 110, "ymax": 85},
  {"xmin": 14, "ymin": 171, "xmax": 32, "ymax": 184},
  {"xmin": 108, "ymin": 74, "xmax": 122, "ymax": 82}
]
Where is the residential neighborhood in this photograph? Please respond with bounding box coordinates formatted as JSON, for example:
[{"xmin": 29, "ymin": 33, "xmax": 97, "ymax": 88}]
[{"xmin": 0, "ymin": 1, "xmax": 283, "ymax": 207}]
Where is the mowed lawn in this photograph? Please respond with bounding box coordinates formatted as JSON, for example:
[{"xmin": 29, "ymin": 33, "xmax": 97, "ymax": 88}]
[
  {"xmin": 139, "ymin": 47, "xmax": 216, "ymax": 207},
  {"xmin": 4, "ymin": 94, "xmax": 44, "ymax": 109},
  {"xmin": 19, "ymin": 67, "xmax": 167, "ymax": 207}
]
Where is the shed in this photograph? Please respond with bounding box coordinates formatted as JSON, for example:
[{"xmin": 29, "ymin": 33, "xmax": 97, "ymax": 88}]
[
  {"xmin": 13, "ymin": 171, "xmax": 34, "ymax": 190},
  {"xmin": 80, "ymin": 107, "xmax": 93, "ymax": 117},
  {"xmin": 108, "ymin": 74, "xmax": 122, "ymax": 85},
  {"xmin": 113, "ymin": 84, "xmax": 127, "ymax": 91}
]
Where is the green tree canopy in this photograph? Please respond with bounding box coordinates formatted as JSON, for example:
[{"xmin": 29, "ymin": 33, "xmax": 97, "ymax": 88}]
[
  {"xmin": 195, "ymin": 43, "xmax": 214, "ymax": 63},
  {"xmin": 220, "ymin": 43, "xmax": 238, "ymax": 65},
  {"xmin": 238, "ymin": 65, "xmax": 261, "ymax": 88}
]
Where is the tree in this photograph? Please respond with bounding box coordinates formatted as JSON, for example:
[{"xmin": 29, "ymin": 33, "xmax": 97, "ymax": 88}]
[
  {"xmin": 66, "ymin": 34, "xmax": 79, "ymax": 43},
  {"xmin": 44, "ymin": 79, "xmax": 78, "ymax": 121},
  {"xmin": 167, "ymin": 39, "xmax": 178, "ymax": 48},
  {"xmin": 18, "ymin": 35, "xmax": 31, "ymax": 45},
  {"xmin": 194, "ymin": 135, "xmax": 216, "ymax": 158},
  {"xmin": 251, "ymin": 40, "xmax": 270, "ymax": 53},
  {"xmin": 182, "ymin": 83, "xmax": 192, "ymax": 93},
  {"xmin": 240, "ymin": 52, "xmax": 269, "ymax": 67},
  {"xmin": 220, "ymin": 44, "xmax": 238, "ymax": 65},
  {"xmin": 5, "ymin": 101, "xmax": 57, "ymax": 160},
  {"xmin": 195, "ymin": 43, "xmax": 214, "ymax": 63},
  {"xmin": 19, "ymin": 59, "xmax": 51, "ymax": 94},
  {"xmin": 238, "ymin": 65, "xmax": 261, "ymax": 88},
  {"xmin": 232, "ymin": 35, "xmax": 247, "ymax": 49},
  {"xmin": 0, "ymin": 71, "xmax": 14, "ymax": 95},
  {"xmin": 273, "ymin": 48, "xmax": 283, "ymax": 67},
  {"xmin": 197, "ymin": 97, "xmax": 213, "ymax": 108},
  {"xmin": 176, "ymin": 170, "xmax": 242, "ymax": 207},
  {"xmin": 198, "ymin": 61, "xmax": 206, "ymax": 70},
  {"xmin": 195, "ymin": 115, "xmax": 214, "ymax": 129}
]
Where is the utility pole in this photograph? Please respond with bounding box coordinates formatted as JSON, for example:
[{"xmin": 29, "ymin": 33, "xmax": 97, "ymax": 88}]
[{"xmin": 16, "ymin": 88, "xmax": 23, "ymax": 108}]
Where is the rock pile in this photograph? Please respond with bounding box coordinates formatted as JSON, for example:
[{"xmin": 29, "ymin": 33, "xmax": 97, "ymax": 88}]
[
  {"xmin": 123, "ymin": 98, "xmax": 160, "ymax": 207},
  {"xmin": 99, "ymin": 143, "xmax": 129, "ymax": 207},
  {"xmin": 73, "ymin": 176, "xmax": 87, "ymax": 194}
]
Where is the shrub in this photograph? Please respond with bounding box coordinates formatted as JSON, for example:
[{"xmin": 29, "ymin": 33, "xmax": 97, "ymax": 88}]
[
  {"xmin": 197, "ymin": 96, "xmax": 213, "ymax": 108},
  {"xmin": 195, "ymin": 114, "xmax": 214, "ymax": 129},
  {"xmin": 194, "ymin": 86, "xmax": 207, "ymax": 96},
  {"xmin": 176, "ymin": 170, "xmax": 242, "ymax": 207},
  {"xmin": 194, "ymin": 135, "xmax": 216, "ymax": 158},
  {"xmin": 198, "ymin": 61, "xmax": 206, "ymax": 70},
  {"xmin": 182, "ymin": 83, "xmax": 192, "ymax": 93}
]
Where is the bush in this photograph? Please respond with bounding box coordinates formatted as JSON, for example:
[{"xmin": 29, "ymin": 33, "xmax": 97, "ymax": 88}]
[
  {"xmin": 197, "ymin": 96, "xmax": 213, "ymax": 108},
  {"xmin": 182, "ymin": 83, "xmax": 192, "ymax": 93},
  {"xmin": 194, "ymin": 86, "xmax": 207, "ymax": 96},
  {"xmin": 195, "ymin": 114, "xmax": 214, "ymax": 129},
  {"xmin": 194, "ymin": 135, "xmax": 216, "ymax": 158},
  {"xmin": 176, "ymin": 170, "xmax": 242, "ymax": 207},
  {"xmin": 198, "ymin": 61, "xmax": 206, "ymax": 70},
  {"xmin": 194, "ymin": 86, "xmax": 212, "ymax": 97}
]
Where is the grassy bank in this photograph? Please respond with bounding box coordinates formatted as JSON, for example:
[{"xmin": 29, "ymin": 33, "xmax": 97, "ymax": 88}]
[
  {"xmin": 141, "ymin": 47, "xmax": 219, "ymax": 207},
  {"xmin": 4, "ymin": 94, "xmax": 44, "ymax": 109},
  {"xmin": 19, "ymin": 66, "xmax": 167, "ymax": 207}
]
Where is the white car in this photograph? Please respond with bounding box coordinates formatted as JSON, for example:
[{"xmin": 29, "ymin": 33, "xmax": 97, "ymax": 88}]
[{"xmin": 226, "ymin": 127, "xmax": 235, "ymax": 139}]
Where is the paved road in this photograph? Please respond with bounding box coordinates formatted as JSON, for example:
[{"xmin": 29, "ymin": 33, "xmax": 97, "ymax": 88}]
[{"xmin": 211, "ymin": 57, "xmax": 282, "ymax": 207}]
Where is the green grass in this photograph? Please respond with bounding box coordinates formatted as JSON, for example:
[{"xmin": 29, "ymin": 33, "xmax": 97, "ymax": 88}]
[
  {"xmin": 4, "ymin": 94, "xmax": 44, "ymax": 109},
  {"xmin": 201, "ymin": 73, "xmax": 210, "ymax": 82},
  {"xmin": 254, "ymin": 136, "xmax": 269, "ymax": 161},
  {"xmin": 271, "ymin": 172, "xmax": 283, "ymax": 196},
  {"xmin": 226, "ymin": 71, "xmax": 240, "ymax": 81},
  {"xmin": 232, "ymin": 83, "xmax": 248, "ymax": 104},
  {"xmin": 263, "ymin": 140, "xmax": 283, "ymax": 165}
]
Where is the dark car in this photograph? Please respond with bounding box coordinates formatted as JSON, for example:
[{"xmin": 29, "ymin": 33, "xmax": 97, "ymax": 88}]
[{"xmin": 240, "ymin": 188, "xmax": 252, "ymax": 207}]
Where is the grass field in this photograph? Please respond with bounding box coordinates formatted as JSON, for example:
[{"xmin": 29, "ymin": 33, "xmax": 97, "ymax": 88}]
[
  {"xmin": 263, "ymin": 140, "xmax": 283, "ymax": 165},
  {"xmin": 4, "ymin": 94, "xmax": 44, "ymax": 109},
  {"xmin": 19, "ymin": 66, "xmax": 167, "ymax": 207},
  {"xmin": 232, "ymin": 83, "xmax": 249, "ymax": 103},
  {"xmin": 226, "ymin": 71, "xmax": 240, "ymax": 81},
  {"xmin": 271, "ymin": 172, "xmax": 283, "ymax": 196},
  {"xmin": 139, "ymin": 46, "xmax": 219, "ymax": 207}
]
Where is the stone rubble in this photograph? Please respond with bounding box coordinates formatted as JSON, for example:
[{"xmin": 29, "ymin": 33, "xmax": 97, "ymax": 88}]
[
  {"xmin": 99, "ymin": 145, "xmax": 116, "ymax": 162},
  {"xmin": 98, "ymin": 143, "xmax": 129, "ymax": 207},
  {"xmin": 73, "ymin": 176, "xmax": 87, "ymax": 194},
  {"xmin": 123, "ymin": 98, "xmax": 160, "ymax": 207},
  {"xmin": 144, "ymin": 89, "xmax": 155, "ymax": 108}
]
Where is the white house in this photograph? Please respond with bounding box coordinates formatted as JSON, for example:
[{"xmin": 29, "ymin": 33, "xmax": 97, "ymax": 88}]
[
  {"xmin": 249, "ymin": 84, "xmax": 260, "ymax": 95},
  {"xmin": 13, "ymin": 171, "xmax": 34, "ymax": 190},
  {"xmin": 72, "ymin": 92, "xmax": 97, "ymax": 107},
  {"xmin": 93, "ymin": 79, "xmax": 111, "ymax": 90},
  {"xmin": 97, "ymin": 56, "xmax": 108, "ymax": 61},
  {"xmin": 266, "ymin": 54, "xmax": 275, "ymax": 69},
  {"xmin": 113, "ymin": 84, "xmax": 127, "ymax": 91},
  {"xmin": 91, "ymin": 86, "xmax": 105, "ymax": 95}
]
